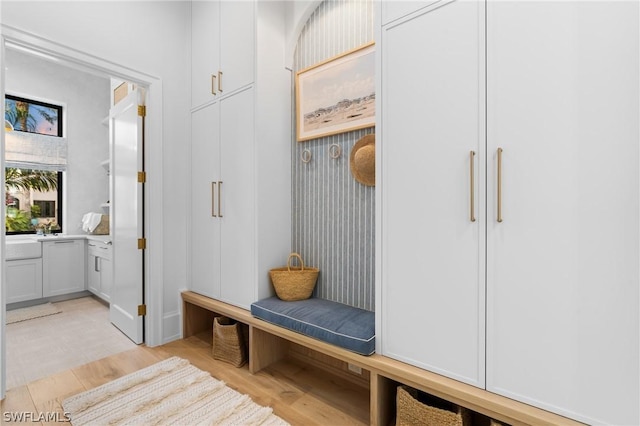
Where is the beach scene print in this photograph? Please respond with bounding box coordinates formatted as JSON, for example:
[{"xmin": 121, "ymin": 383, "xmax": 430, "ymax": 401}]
[{"xmin": 297, "ymin": 43, "xmax": 375, "ymax": 141}]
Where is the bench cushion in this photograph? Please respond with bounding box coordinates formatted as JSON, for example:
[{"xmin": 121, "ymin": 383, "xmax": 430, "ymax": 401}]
[{"xmin": 250, "ymin": 297, "xmax": 375, "ymax": 356}]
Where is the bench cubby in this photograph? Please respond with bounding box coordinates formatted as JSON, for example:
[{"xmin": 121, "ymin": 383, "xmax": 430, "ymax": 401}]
[{"xmin": 182, "ymin": 291, "xmax": 583, "ymax": 426}]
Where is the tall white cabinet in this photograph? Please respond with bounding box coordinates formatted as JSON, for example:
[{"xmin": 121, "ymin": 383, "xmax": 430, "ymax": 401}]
[
  {"xmin": 190, "ymin": 88, "xmax": 255, "ymax": 306},
  {"xmin": 380, "ymin": 0, "xmax": 485, "ymax": 388},
  {"xmin": 189, "ymin": 0, "xmax": 291, "ymax": 310},
  {"xmin": 379, "ymin": 1, "xmax": 639, "ymax": 424},
  {"xmin": 485, "ymin": 2, "xmax": 639, "ymax": 424}
]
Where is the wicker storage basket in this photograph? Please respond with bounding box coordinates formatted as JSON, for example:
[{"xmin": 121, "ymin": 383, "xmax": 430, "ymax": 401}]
[
  {"xmin": 269, "ymin": 253, "xmax": 319, "ymax": 301},
  {"xmin": 91, "ymin": 215, "xmax": 109, "ymax": 235},
  {"xmin": 212, "ymin": 316, "xmax": 246, "ymax": 367},
  {"xmin": 396, "ymin": 386, "xmax": 471, "ymax": 426}
]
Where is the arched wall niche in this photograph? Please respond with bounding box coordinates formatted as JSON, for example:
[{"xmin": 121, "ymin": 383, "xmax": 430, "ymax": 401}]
[{"xmin": 290, "ymin": 0, "xmax": 375, "ymax": 311}]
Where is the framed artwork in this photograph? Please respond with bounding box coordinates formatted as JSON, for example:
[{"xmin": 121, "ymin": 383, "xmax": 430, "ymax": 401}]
[{"xmin": 296, "ymin": 42, "xmax": 375, "ymax": 142}]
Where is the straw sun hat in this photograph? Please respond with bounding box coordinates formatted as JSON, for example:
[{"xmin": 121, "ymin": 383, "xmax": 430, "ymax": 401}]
[{"xmin": 350, "ymin": 134, "xmax": 375, "ymax": 186}]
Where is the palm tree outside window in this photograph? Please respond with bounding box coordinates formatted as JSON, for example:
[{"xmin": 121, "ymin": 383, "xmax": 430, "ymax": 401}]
[{"xmin": 4, "ymin": 95, "xmax": 63, "ymax": 234}]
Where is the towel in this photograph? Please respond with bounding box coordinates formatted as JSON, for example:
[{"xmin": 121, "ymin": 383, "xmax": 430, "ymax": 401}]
[{"xmin": 82, "ymin": 212, "xmax": 103, "ymax": 233}]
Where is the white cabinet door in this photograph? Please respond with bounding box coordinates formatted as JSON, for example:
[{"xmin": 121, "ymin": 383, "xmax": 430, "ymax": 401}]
[
  {"xmin": 219, "ymin": 0, "xmax": 255, "ymax": 96},
  {"xmin": 87, "ymin": 242, "xmax": 112, "ymax": 302},
  {"xmin": 190, "ymin": 102, "xmax": 222, "ymax": 299},
  {"xmin": 380, "ymin": 1, "xmax": 486, "ymax": 387},
  {"xmin": 486, "ymin": 2, "xmax": 639, "ymax": 424},
  {"xmin": 219, "ymin": 87, "xmax": 255, "ymax": 308},
  {"xmin": 42, "ymin": 240, "xmax": 85, "ymax": 297},
  {"xmin": 191, "ymin": 0, "xmax": 220, "ymax": 109},
  {"xmin": 87, "ymin": 248, "xmax": 100, "ymax": 295},
  {"xmin": 191, "ymin": 0, "xmax": 254, "ymax": 109},
  {"xmin": 6, "ymin": 259, "xmax": 43, "ymax": 304}
]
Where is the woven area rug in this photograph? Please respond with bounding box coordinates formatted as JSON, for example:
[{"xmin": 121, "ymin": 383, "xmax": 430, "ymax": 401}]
[
  {"xmin": 62, "ymin": 356, "xmax": 289, "ymax": 426},
  {"xmin": 6, "ymin": 302, "xmax": 62, "ymax": 324}
]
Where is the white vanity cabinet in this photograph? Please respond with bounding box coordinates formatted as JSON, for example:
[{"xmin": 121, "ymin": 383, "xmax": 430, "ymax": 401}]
[
  {"xmin": 87, "ymin": 239, "xmax": 113, "ymax": 302},
  {"xmin": 6, "ymin": 258, "xmax": 43, "ymax": 304},
  {"xmin": 189, "ymin": 0, "xmax": 290, "ymax": 310},
  {"xmin": 42, "ymin": 239, "xmax": 86, "ymax": 297},
  {"xmin": 378, "ymin": 1, "xmax": 638, "ymax": 424},
  {"xmin": 191, "ymin": 0, "xmax": 254, "ymax": 109}
]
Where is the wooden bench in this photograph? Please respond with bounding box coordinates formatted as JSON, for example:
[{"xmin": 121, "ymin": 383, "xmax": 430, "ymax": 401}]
[{"xmin": 182, "ymin": 291, "xmax": 584, "ymax": 426}]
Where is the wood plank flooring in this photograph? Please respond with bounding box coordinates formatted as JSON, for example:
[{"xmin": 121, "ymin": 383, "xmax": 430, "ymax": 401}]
[{"xmin": 1, "ymin": 332, "xmax": 370, "ymax": 425}]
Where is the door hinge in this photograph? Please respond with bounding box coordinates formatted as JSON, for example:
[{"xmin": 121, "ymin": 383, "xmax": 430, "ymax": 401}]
[
  {"xmin": 137, "ymin": 171, "xmax": 146, "ymax": 183},
  {"xmin": 138, "ymin": 304, "xmax": 147, "ymax": 316},
  {"xmin": 138, "ymin": 105, "xmax": 146, "ymax": 117},
  {"xmin": 138, "ymin": 238, "xmax": 146, "ymax": 250}
]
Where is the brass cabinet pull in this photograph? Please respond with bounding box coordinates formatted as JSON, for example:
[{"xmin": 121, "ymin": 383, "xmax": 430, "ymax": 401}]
[
  {"xmin": 211, "ymin": 74, "xmax": 217, "ymax": 95},
  {"xmin": 218, "ymin": 71, "xmax": 223, "ymax": 92},
  {"xmin": 218, "ymin": 181, "xmax": 223, "ymax": 218},
  {"xmin": 211, "ymin": 182, "xmax": 217, "ymax": 217},
  {"xmin": 497, "ymin": 148, "xmax": 503, "ymax": 223},
  {"xmin": 470, "ymin": 151, "xmax": 476, "ymax": 222}
]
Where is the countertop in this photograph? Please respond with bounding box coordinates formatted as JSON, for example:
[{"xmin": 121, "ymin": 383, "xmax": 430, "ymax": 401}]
[{"xmin": 7, "ymin": 234, "xmax": 112, "ymax": 243}]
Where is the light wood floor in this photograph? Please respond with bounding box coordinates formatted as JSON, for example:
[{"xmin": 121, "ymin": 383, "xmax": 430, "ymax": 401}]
[{"xmin": 1, "ymin": 332, "xmax": 370, "ymax": 425}]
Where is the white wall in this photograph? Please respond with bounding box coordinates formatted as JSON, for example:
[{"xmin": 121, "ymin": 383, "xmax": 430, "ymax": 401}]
[
  {"xmin": 5, "ymin": 48, "xmax": 110, "ymax": 233},
  {"xmin": 1, "ymin": 1, "xmax": 191, "ymax": 344}
]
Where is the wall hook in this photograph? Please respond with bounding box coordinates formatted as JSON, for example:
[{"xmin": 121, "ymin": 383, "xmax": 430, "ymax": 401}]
[
  {"xmin": 301, "ymin": 149, "xmax": 312, "ymax": 164},
  {"xmin": 329, "ymin": 144, "xmax": 342, "ymax": 159}
]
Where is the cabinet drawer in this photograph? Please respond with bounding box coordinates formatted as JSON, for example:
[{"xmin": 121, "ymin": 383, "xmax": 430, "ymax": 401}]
[{"xmin": 87, "ymin": 241, "xmax": 112, "ymax": 260}]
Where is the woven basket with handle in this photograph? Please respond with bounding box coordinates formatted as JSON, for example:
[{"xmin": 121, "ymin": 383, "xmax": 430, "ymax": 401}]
[
  {"xmin": 212, "ymin": 316, "xmax": 246, "ymax": 367},
  {"xmin": 396, "ymin": 385, "xmax": 471, "ymax": 426},
  {"xmin": 269, "ymin": 253, "xmax": 319, "ymax": 301}
]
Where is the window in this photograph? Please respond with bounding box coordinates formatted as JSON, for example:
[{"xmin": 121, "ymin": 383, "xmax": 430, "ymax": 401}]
[
  {"xmin": 5, "ymin": 95, "xmax": 64, "ymax": 234},
  {"xmin": 33, "ymin": 200, "xmax": 56, "ymax": 218},
  {"xmin": 5, "ymin": 95, "xmax": 62, "ymax": 136}
]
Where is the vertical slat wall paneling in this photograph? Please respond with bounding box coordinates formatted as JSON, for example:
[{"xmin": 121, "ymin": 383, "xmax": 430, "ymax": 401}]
[{"xmin": 292, "ymin": 0, "xmax": 375, "ymax": 311}]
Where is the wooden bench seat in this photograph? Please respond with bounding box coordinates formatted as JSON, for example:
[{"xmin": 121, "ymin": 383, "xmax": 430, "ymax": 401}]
[{"xmin": 182, "ymin": 291, "xmax": 583, "ymax": 426}]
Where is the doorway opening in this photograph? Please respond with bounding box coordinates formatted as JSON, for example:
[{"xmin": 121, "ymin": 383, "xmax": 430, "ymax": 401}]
[{"xmin": 0, "ymin": 30, "xmax": 163, "ymax": 398}]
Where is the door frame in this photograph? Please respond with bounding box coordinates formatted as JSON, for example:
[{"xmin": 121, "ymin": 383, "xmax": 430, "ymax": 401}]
[{"xmin": 0, "ymin": 25, "xmax": 165, "ymax": 398}]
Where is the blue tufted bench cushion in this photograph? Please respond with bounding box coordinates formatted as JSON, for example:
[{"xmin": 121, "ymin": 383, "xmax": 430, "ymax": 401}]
[{"xmin": 250, "ymin": 297, "xmax": 375, "ymax": 356}]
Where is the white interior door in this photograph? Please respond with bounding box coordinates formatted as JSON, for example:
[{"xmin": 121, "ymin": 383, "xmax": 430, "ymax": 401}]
[{"xmin": 110, "ymin": 89, "xmax": 144, "ymax": 344}]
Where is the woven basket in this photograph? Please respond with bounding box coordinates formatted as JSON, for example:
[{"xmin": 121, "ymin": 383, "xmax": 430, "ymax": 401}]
[
  {"xmin": 92, "ymin": 215, "xmax": 109, "ymax": 235},
  {"xmin": 269, "ymin": 253, "xmax": 319, "ymax": 301},
  {"xmin": 396, "ymin": 386, "xmax": 471, "ymax": 426},
  {"xmin": 212, "ymin": 316, "xmax": 246, "ymax": 367}
]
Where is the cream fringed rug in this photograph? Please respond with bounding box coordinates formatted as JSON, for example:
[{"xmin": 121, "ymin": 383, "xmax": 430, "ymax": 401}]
[
  {"xmin": 6, "ymin": 302, "xmax": 62, "ymax": 324},
  {"xmin": 62, "ymin": 356, "xmax": 289, "ymax": 426}
]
